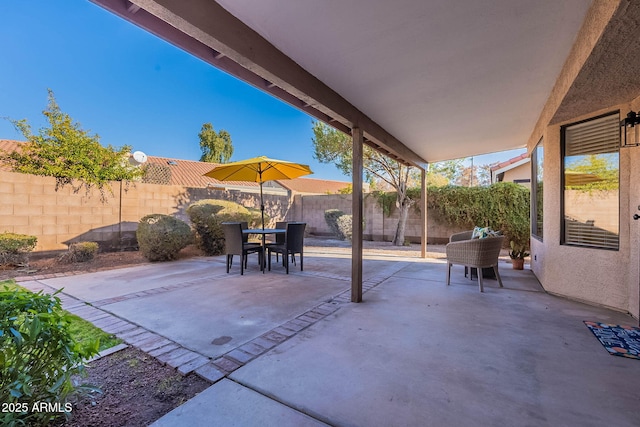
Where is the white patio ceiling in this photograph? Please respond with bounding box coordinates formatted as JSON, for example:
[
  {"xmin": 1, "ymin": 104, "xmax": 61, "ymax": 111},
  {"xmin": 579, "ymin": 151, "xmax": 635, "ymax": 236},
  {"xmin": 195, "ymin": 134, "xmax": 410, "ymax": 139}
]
[
  {"xmin": 93, "ymin": 0, "xmax": 593, "ymax": 165},
  {"xmin": 213, "ymin": 0, "xmax": 591, "ymax": 163}
]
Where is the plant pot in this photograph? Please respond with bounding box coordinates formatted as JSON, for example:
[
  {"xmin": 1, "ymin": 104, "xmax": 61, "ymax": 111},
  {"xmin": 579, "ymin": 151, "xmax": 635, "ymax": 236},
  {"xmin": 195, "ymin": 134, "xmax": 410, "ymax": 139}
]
[{"xmin": 511, "ymin": 258, "xmax": 524, "ymax": 270}]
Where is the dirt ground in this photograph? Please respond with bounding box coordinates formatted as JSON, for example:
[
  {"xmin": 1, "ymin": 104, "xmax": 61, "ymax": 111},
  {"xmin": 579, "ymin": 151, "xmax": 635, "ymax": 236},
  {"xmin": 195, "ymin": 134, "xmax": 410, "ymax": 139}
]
[
  {"xmin": 54, "ymin": 347, "xmax": 210, "ymax": 427},
  {"xmin": 0, "ymin": 245, "xmax": 203, "ymax": 281}
]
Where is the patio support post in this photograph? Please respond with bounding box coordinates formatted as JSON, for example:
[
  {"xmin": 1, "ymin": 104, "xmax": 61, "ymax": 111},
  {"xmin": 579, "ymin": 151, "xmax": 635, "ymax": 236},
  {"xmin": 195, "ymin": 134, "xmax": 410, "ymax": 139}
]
[
  {"xmin": 351, "ymin": 127, "xmax": 364, "ymax": 303},
  {"xmin": 421, "ymin": 167, "xmax": 427, "ymax": 258}
]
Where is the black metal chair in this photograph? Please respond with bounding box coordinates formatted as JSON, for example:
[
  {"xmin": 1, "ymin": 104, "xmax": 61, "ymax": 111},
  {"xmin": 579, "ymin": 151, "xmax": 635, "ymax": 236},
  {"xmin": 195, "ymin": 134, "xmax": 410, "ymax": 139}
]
[
  {"xmin": 267, "ymin": 222, "xmax": 305, "ymax": 274},
  {"xmin": 240, "ymin": 221, "xmax": 260, "ymax": 244},
  {"xmin": 267, "ymin": 221, "xmax": 288, "ymax": 263},
  {"xmin": 222, "ymin": 222, "xmax": 262, "ymax": 275},
  {"xmin": 274, "ymin": 221, "xmax": 287, "ymax": 243},
  {"xmin": 240, "ymin": 221, "xmax": 249, "ymax": 243}
]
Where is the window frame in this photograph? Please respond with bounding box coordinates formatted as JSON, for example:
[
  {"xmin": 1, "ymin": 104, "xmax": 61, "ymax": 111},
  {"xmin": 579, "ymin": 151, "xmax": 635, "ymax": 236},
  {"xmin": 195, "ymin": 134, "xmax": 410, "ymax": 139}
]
[
  {"xmin": 560, "ymin": 111, "xmax": 620, "ymax": 250},
  {"xmin": 531, "ymin": 138, "xmax": 543, "ymax": 241}
]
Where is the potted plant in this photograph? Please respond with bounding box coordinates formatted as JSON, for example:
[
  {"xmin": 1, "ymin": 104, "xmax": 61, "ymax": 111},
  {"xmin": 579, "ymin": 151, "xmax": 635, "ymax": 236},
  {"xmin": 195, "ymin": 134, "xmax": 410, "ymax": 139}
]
[{"xmin": 509, "ymin": 240, "xmax": 529, "ymax": 270}]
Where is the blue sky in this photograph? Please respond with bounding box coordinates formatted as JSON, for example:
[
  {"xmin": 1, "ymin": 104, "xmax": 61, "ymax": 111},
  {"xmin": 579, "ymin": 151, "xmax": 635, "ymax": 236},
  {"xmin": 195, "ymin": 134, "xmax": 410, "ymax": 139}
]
[{"xmin": 0, "ymin": 1, "xmax": 524, "ymax": 182}]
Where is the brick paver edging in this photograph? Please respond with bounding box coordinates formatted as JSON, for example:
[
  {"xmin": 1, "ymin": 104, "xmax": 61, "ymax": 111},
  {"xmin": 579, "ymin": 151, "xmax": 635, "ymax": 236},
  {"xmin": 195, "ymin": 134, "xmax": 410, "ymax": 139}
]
[{"xmin": 90, "ymin": 271, "xmax": 230, "ymax": 307}]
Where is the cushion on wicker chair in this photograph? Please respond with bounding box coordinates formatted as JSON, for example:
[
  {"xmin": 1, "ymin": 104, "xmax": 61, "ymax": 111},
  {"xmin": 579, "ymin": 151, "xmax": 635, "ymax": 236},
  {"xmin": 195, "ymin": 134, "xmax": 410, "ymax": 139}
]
[{"xmin": 472, "ymin": 226, "xmax": 501, "ymax": 239}]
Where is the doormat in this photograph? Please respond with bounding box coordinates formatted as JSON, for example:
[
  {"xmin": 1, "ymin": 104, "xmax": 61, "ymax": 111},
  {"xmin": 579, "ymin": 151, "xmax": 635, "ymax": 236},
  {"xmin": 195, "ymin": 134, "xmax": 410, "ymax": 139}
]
[{"xmin": 584, "ymin": 321, "xmax": 640, "ymax": 360}]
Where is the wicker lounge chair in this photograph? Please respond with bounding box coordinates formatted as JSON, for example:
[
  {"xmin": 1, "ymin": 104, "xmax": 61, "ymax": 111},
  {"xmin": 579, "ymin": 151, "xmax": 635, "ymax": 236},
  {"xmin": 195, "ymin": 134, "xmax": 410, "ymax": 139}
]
[{"xmin": 446, "ymin": 231, "xmax": 504, "ymax": 292}]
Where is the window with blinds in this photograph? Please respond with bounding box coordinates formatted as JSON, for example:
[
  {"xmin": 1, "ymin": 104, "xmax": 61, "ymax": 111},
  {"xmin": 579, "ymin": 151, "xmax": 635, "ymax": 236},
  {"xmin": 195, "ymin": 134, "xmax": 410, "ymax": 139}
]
[{"xmin": 561, "ymin": 113, "xmax": 619, "ymax": 250}]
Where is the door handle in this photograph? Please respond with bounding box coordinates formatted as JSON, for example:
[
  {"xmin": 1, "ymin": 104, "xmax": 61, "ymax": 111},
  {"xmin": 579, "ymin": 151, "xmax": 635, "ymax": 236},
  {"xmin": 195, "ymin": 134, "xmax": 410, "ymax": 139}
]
[{"xmin": 634, "ymin": 214, "xmax": 640, "ymax": 220}]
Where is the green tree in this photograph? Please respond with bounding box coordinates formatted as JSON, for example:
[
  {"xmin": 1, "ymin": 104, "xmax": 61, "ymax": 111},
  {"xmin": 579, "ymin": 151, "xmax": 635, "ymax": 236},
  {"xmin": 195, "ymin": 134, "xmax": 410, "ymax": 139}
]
[
  {"xmin": 429, "ymin": 158, "xmax": 467, "ymax": 185},
  {"xmin": 477, "ymin": 164, "xmax": 492, "ymax": 186},
  {"xmin": 426, "ymin": 173, "xmax": 450, "ymax": 187},
  {"xmin": 312, "ymin": 121, "xmax": 415, "ymax": 246},
  {"xmin": 1, "ymin": 90, "xmax": 142, "ymax": 202},
  {"xmin": 429, "ymin": 158, "xmax": 491, "ymax": 187},
  {"xmin": 337, "ymin": 184, "xmax": 353, "ymax": 194},
  {"xmin": 198, "ymin": 122, "xmax": 233, "ymax": 163},
  {"xmin": 455, "ymin": 163, "xmax": 492, "ymax": 187},
  {"xmin": 565, "ymin": 154, "xmax": 618, "ymax": 191}
]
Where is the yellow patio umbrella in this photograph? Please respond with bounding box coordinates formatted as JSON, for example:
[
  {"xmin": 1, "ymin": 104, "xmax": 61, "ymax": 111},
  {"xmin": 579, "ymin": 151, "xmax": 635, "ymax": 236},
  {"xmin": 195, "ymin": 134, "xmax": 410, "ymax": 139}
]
[{"xmin": 204, "ymin": 156, "xmax": 313, "ymax": 230}]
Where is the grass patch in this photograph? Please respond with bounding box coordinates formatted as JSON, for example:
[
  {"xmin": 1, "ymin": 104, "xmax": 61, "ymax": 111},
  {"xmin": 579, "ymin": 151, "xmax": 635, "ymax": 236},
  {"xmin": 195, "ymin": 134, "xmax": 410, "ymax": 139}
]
[
  {"xmin": 1, "ymin": 279, "xmax": 122, "ymax": 352},
  {"xmin": 67, "ymin": 313, "xmax": 122, "ymax": 352},
  {"xmin": 1, "ymin": 278, "xmax": 21, "ymax": 290}
]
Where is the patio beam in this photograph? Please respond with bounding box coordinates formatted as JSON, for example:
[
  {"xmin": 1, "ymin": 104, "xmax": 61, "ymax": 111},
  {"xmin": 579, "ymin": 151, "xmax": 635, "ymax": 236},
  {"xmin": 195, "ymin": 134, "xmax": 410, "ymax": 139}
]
[
  {"xmin": 89, "ymin": 0, "xmax": 427, "ymax": 169},
  {"xmin": 351, "ymin": 127, "xmax": 363, "ymax": 303},
  {"xmin": 421, "ymin": 168, "xmax": 427, "ymax": 258}
]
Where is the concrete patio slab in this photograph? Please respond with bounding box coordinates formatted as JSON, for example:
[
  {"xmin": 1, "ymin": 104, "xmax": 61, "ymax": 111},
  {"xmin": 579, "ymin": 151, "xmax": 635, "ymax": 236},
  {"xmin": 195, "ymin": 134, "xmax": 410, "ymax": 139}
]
[
  {"xmin": 89, "ymin": 267, "xmax": 348, "ymax": 359},
  {"xmin": 16, "ymin": 246, "xmax": 640, "ymax": 426},
  {"xmin": 150, "ymin": 379, "xmax": 330, "ymax": 427},
  {"xmin": 33, "ymin": 258, "xmax": 225, "ymax": 302},
  {"xmin": 228, "ymin": 263, "xmax": 640, "ymax": 427},
  {"xmin": 32, "ymin": 253, "xmax": 409, "ymax": 360}
]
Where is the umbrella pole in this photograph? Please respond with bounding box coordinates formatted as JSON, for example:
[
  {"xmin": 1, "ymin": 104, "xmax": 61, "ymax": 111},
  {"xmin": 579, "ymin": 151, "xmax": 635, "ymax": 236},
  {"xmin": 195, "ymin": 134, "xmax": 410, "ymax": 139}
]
[
  {"xmin": 259, "ymin": 174, "xmax": 266, "ymax": 273},
  {"xmin": 260, "ymin": 184, "xmax": 265, "ymax": 230}
]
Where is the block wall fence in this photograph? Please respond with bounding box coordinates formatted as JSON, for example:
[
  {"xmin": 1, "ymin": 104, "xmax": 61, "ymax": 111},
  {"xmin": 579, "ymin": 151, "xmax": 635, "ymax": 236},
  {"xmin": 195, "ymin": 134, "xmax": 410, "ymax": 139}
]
[{"xmin": 0, "ymin": 170, "xmax": 462, "ymax": 253}]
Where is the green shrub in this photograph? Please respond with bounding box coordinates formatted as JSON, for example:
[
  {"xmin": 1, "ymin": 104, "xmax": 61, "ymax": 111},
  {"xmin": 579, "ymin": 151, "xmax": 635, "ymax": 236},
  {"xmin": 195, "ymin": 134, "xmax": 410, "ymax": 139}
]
[
  {"xmin": 324, "ymin": 209, "xmax": 344, "ymax": 239},
  {"xmin": 59, "ymin": 241, "xmax": 99, "ymax": 264},
  {"xmin": 136, "ymin": 214, "xmax": 193, "ymax": 261},
  {"xmin": 336, "ymin": 214, "xmax": 353, "ymax": 241},
  {"xmin": 186, "ymin": 199, "xmax": 262, "ymax": 256},
  {"xmin": 427, "ymin": 182, "xmax": 530, "ymax": 246},
  {"xmin": 373, "ymin": 188, "xmax": 423, "ymax": 217},
  {"xmin": 324, "ymin": 209, "xmax": 349, "ymax": 240},
  {"xmin": 371, "ymin": 191, "xmax": 397, "ymax": 216},
  {"xmin": 0, "ymin": 285, "xmax": 99, "ymax": 426},
  {"xmin": 0, "ymin": 233, "xmax": 37, "ymax": 267},
  {"xmin": 246, "ymin": 206, "xmax": 266, "ymax": 228}
]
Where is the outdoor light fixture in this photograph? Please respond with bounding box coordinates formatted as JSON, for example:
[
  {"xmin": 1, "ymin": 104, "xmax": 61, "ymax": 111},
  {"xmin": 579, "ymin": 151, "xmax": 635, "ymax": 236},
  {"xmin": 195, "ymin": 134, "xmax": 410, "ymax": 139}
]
[{"xmin": 621, "ymin": 110, "xmax": 640, "ymax": 147}]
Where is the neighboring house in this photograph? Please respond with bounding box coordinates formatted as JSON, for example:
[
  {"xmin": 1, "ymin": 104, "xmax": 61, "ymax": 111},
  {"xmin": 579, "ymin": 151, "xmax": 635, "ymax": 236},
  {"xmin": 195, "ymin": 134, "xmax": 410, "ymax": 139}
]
[
  {"xmin": 139, "ymin": 155, "xmax": 355, "ymax": 196},
  {"xmin": 143, "ymin": 155, "xmax": 262, "ymax": 190},
  {"xmin": 490, "ymin": 153, "xmax": 531, "ymax": 187},
  {"xmin": 278, "ymin": 177, "xmax": 366, "ymax": 195},
  {"xmin": 0, "ymin": 139, "xmax": 20, "ymax": 169},
  {"xmin": 0, "ymin": 140, "xmax": 353, "ymax": 196}
]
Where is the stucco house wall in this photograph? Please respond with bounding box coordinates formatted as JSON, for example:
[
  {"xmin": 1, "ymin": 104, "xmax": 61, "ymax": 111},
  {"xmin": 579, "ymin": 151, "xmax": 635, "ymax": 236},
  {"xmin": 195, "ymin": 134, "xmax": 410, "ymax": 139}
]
[
  {"xmin": 627, "ymin": 145, "xmax": 640, "ymax": 321},
  {"xmin": 491, "ymin": 154, "xmax": 531, "ymax": 187},
  {"xmin": 524, "ymin": 1, "xmax": 640, "ymax": 320},
  {"xmin": 501, "ymin": 163, "xmax": 531, "ymax": 188},
  {"xmin": 530, "ymin": 102, "xmax": 639, "ymax": 319}
]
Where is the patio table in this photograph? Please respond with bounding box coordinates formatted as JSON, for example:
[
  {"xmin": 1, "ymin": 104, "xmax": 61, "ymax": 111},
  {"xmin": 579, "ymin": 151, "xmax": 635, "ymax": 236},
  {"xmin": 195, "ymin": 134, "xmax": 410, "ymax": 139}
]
[
  {"xmin": 243, "ymin": 228, "xmax": 286, "ymax": 272},
  {"xmin": 243, "ymin": 228, "xmax": 286, "ymax": 236}
]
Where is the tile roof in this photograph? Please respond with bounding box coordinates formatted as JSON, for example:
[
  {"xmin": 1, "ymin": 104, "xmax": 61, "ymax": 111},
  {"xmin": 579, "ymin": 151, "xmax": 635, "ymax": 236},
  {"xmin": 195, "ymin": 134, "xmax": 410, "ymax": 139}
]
[
  {"xmin": 490, "ymin": 153, "xmax": 529, "ymax": 172},
  {"xmin": 144, "ymin": 155, "xmax": 260, "ymax": 188},
  {"xmin": 0, "ymin": 139, "xmax": 19, "ymax": 152},
  {"xmin": 0, "ymin": 140, "xmax": 351, "ymax": 193},
  {"xmin": 277, "ymin": 177, "xmax": 351, "ymax": 194},
  {"xmin": 0, "ymin": 140, "xmax": 20, "ymax": 171}
]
